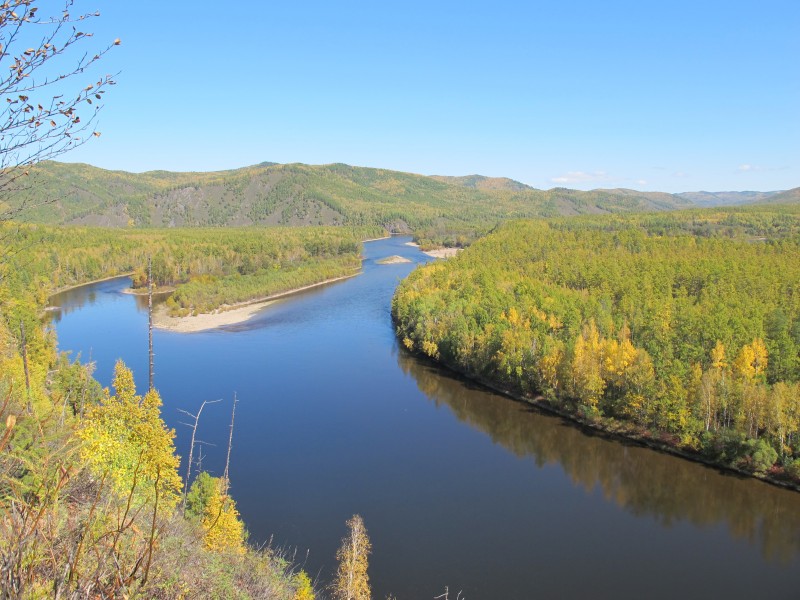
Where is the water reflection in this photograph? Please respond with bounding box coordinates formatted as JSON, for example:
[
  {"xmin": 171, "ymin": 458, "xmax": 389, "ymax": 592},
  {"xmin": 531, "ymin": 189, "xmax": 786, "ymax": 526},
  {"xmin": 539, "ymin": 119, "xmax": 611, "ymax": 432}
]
[
  {"xmin": 47, "ymin": 277, "xmax": 169, "ymax": 323},
  {"xmin": 397, "ymin": 350, "xmax": 800, "ymax": 564}
]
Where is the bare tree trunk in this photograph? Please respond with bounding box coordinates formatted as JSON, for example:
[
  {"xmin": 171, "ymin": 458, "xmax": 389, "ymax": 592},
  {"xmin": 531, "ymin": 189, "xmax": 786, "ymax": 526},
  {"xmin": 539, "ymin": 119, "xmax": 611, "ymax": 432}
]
[
  {"xmin": 223, "ymin": 392, "xmax": 238, "ymax": 492},
  {"xmin": 20, "ymin": 320, "xmax": 31, "ymax": 413},
  {"xmin": 178, "ymin": 399, "xmax": 221, "ymax": 515}
]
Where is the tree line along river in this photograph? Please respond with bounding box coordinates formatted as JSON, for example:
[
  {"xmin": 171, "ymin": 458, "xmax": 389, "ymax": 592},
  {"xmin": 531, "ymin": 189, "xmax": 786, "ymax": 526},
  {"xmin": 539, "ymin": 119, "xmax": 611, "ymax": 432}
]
[{"xmin": 48, "ymin": 236, "xmax": 800, "ymax": 599}]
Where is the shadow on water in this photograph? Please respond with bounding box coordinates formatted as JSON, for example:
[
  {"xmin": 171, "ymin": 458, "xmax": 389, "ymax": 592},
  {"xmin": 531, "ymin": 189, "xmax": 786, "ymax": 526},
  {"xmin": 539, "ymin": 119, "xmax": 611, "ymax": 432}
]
[
  {"xmin": 397, "ymin": 350, "xmax": 800, "ymax": 565},
  {"xmin": 46, "ymin": 276, "xmax": 171, "ymax": 323}
]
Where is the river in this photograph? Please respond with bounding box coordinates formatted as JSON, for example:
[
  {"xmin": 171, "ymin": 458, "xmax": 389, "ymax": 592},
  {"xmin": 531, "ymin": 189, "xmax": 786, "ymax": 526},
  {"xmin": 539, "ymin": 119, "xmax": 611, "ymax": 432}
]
[{"xmin": 48, "ymin": 236, "xmax": 800, "ymax": 599}]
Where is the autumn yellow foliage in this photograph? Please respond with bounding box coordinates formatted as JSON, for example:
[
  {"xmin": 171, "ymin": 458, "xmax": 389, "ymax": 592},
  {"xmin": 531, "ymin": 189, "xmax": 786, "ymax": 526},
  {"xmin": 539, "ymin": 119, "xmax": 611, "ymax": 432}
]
[
  {"xmin": 78, "ymin": 361, "xmax": 181, "ymax": 508},
  {"xmin": 201, "ymin": 478, "xmax": 246, "ymax": 554}
]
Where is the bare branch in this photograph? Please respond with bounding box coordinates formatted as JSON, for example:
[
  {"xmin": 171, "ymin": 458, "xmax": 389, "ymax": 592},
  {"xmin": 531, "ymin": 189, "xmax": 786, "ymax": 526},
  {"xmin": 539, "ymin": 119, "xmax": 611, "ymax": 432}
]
[
  {"xmin": 178, "ymin": 398, "xmax": 221, "ymax": 515},
  {"xmin": 0, "ymin": 0, "xmax": 118, "ymax": 225}
]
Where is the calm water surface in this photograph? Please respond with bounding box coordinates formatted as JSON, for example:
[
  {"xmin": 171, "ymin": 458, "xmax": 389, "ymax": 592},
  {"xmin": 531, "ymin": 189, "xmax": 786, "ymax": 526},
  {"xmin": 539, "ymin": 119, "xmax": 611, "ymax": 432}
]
[{"xmin": 49, "ymin": 236, "xmax": 800, "ymax": 599}]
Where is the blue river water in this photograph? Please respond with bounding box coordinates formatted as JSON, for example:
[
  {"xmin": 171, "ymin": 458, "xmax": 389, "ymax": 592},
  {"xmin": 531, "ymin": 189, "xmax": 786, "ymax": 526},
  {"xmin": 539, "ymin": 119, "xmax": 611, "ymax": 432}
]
[{"xmin": 49, "ymin": 236, "xmax": 800, "ymax": 599}]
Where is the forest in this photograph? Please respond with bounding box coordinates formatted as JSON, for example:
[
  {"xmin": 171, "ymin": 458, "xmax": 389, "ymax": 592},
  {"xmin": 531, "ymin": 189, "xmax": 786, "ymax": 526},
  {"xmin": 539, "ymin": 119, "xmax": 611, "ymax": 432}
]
[
  {"xmin": 392, "ymin": 205, "xmax": 800, "ymax": 482},
  {"xmin": 1, "ymin": 223, "xmax": 379, "ymax": 318},
  {"xmin": 0, "ymin": 223, "xmax": 380, "ymax": 597}
]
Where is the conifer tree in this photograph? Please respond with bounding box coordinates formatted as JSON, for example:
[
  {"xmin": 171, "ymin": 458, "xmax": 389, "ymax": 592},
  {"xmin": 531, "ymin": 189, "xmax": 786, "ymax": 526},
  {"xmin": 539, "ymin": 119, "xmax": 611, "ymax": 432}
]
[
  {"xmin": 201, "ymin": 476, "xmax": 246, "ymax": 553},
  {"xmin": 332, "ymin": 514, "xmax": 371, "ymax": 600}
]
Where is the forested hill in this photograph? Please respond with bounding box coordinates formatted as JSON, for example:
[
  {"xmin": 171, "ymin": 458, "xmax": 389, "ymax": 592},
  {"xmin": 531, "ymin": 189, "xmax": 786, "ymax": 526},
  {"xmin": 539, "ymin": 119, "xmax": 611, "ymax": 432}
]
[
  {"xmin": 9, "ymin": 161, "xmax": 702, "ymax": 232},
  {"xmin": 392, "ymin": 205, "xmax": 800, "ymax": 486},
  {"xmin": 757, "ymin": 187, "xmax": 800, "ymax": 205}
]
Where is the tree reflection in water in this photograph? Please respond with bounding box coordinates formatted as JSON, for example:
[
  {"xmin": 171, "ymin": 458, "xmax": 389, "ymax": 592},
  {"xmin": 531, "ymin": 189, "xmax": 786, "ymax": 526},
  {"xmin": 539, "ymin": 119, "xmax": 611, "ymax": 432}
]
[{"xmin": 397, "ymin": 349, "xmax": 800, "ymax": 564}]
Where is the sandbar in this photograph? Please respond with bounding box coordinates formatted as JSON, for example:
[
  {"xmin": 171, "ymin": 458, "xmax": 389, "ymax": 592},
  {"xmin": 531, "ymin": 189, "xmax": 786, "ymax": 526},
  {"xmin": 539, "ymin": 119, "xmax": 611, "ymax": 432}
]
[
  {"xmin": 403, "ymin": 241, "xmax": 461, "ymax": 259},
  {"xmin": 153, "ymin": 272, "xmax": 360, "ymax": 333},
  {"xmin": 376, "ymin": 255, "xmax": 412, "ymax": 264}
]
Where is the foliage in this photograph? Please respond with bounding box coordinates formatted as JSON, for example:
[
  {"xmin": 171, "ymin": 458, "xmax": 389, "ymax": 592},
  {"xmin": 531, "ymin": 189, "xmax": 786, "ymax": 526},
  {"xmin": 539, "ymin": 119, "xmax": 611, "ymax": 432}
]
[
  {"xmin": 78, "ymin": 361, "xmax": 182, "ymax": 507},
  {"xmin": 332, "ymin": 514, "xmax": 371, "ymax": 600},
  {"xmin": 186, "ymin": 470, "xmax": 217, "ymax": 520},
  {"xmin": 292, "ymin": 570, "xmax": 316, "ymax": 600},
  {"xmin": 8, "ymin": 160, "xmax": 707, "ymax": 236},
  {"xmin": 201, "ymin": 476, "xmax": 246, "ymax": 554},
  {"xmin": 0, "ymin": 266, "xmax": 309, "ymax": 597},
  {"xmin": 0, "ymin": 0, "xmax": 117, "ymax": 223},
  {"xmin": 393, "ymin": 208, "xmax": 800, "ymax": 478},
  {"xmin": 0, "ymin": 221, "xmax": 376, "ymax": 315}
]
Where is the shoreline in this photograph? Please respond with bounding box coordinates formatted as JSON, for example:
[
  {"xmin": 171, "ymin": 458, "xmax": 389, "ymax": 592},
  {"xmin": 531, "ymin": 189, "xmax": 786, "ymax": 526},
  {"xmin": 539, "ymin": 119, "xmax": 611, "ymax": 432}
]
[
  {"xmin": 122, "ymin": 286, "xmax": 176, "ymax": 296},
  {"xmin": 361, "ymin": 234, "xmax": 391, "ymax": 243},
  {"xmin": 403, "ymin": 241, "xmax": 461, "ymax": 259},
  {"xmin": 50, "ymin": 272, "xmax": 134, "ymax": 297},
  {"xmin": 401, "ymin": 344, "xmax": 800, "ymax": 494},
  {"xmin": 154, "ymin": 272, "xmax": 362, "ymax": 333}
]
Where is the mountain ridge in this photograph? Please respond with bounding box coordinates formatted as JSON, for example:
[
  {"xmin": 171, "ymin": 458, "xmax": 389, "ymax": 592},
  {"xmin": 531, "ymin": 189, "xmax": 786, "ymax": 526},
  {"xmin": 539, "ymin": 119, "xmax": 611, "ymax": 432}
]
[{"xmin": 7, "ymin": 161, "xmax": 798, "ymax": 232}]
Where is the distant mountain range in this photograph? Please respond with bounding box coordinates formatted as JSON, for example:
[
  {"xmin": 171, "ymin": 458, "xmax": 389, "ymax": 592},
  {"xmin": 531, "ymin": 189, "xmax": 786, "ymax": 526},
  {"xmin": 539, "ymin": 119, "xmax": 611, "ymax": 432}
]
[
  {"xmin": 674, "ymin": 190, "xmax": 785, "ymax": 207},
  {"xmin": 6, "ymin": 161, "xmax": 797, "ymax": 231}
]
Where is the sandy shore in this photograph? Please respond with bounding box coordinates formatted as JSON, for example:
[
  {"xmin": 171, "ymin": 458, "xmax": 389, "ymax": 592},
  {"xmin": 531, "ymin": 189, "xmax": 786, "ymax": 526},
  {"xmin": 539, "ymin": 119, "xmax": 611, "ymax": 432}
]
[
  {"xmin": 424, "ymin": 247, "xmax": 461, "ymax": 258},
  {"xmin": 376, "ymin": 255, "xmax": 412, "ymax": 264},
  {"xmin": 153, "ymin": 272, "xmax": 361, "ymax": 333},
  {"xmin": 403, "ymin": 241, "xmax": 462, "ymax": 259},
  {"xmin": 153, "ymin": 301, "xmax": 278, "ymax": 333}
]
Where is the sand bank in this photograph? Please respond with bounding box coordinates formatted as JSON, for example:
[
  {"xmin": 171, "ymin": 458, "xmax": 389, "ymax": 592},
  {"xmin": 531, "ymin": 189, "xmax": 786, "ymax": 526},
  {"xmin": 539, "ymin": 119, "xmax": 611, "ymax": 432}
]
[
  {"xmin": 403, "ymin": 241, "xmax": 461, "ymax": 259},
  {"xmin": 153, "ymin": 273, "xmax": 360, "ymax": 333},
  {"xmin": 376, "ymin": 255, "xmax": 412, "ymax": 264}
]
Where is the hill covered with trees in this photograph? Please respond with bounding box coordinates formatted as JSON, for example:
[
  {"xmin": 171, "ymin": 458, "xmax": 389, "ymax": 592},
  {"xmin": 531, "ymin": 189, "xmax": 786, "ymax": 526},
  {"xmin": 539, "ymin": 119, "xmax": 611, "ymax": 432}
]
[
  {"xmin": 392, "ymin": 204, "xmax": 800, "ymax": 485},
  {"xmin": 10, "ymin": 161, "xmax": 700, "ymax": 233}
]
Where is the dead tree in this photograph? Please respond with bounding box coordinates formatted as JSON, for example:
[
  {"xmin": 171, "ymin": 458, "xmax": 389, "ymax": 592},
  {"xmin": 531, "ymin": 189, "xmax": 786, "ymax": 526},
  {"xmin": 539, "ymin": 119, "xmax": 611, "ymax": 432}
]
[
  {"xmin": 178, "ymin": 399, "xmax": 220, "ymax": 514},
  {"xmin": 223, "ymin": 392, "xmax": 238, "ymax": 492},
  {"xmin": 19, "ymin": 320, "xmax": 30, "ymax": 412}
]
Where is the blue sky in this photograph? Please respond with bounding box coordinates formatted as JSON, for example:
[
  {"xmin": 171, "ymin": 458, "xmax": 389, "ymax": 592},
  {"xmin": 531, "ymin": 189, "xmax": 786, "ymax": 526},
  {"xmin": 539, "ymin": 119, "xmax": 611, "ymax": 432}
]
[{"xmin": 61, "ymin": 0, "xmax": 798, "ymax": 192}]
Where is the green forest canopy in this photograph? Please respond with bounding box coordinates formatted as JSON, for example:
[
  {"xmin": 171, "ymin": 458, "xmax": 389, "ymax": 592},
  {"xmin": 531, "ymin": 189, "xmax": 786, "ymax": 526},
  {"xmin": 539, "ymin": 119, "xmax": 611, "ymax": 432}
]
[{"xmin": 393, "ymin": 205, "xmax": 800, "ymax": 478}]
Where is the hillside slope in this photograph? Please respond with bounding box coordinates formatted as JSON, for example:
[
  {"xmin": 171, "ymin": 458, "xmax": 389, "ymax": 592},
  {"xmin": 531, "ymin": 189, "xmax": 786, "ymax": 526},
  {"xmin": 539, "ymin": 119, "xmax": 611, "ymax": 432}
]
[
  {"xmin": 676, "ymin": 190, "xmax": 782, "ymax": 207},
  {"xmin": 757, "ymin": 187, "xmax": 800, "ymax": 205},
  {"xmin": 11, "ymin": 161, "xmax": 698, "ymax": 232}
]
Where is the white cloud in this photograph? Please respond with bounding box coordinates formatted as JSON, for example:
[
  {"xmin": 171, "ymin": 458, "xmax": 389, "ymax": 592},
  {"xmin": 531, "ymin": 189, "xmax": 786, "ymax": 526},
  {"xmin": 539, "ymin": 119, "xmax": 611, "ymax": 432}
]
[
  {"xmin": 551, "ymin": 170, "xmax": 610, "ymax": 184},
  {"xmin": 636, "ymin": 179, "xmax": 647, "ymax": 186},
  {"xmin": 736, "ymin": 164, "xmax": 789, "ymax": 174}
]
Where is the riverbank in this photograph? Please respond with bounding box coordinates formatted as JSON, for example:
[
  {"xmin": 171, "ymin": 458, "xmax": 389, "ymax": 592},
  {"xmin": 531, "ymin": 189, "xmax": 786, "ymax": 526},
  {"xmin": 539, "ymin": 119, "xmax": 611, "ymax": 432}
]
[
  {"xmin": 361, "ymin": 234, "xmax": 392, "ymax": 243},
  {"xmin": 153, "ymin": 272, "xmax": 362, "ymax": 333},
  {"xmin": 402, "ymin": 346, "xmax": 800, "ymax": 493},
  {"xmin": 403, "ymin": 241, "xmax": 461, "ymax": 259},
  {"xmin": 122, "ymin": 285, "xmax": 176, "ymax": 296},
  {"xmin": 50, "ymin": 272, "xmax": 134, "ymax": 296}
]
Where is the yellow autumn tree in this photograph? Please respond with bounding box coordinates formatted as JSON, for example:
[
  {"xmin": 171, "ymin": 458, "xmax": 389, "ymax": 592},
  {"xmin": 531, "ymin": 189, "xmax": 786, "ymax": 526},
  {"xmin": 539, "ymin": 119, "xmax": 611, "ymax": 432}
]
[
  {"xmin": 602, "ymin": 324, "xmax": 637, "ymax": 388},
  {"xmin": 293, "ymin": 571, "xmax": 316, "ymax": 600},
  {"xmin": 78, "ymin": 361, "xmax": 181, "ymax": 509},
  {"xmin": 763, "ymin": 381, "xmax": 799, "ymax": 455},
  {"xmin": 332, "ymin": 514, "xmax": 371, "ymax": 600},
  {"xmin": 617, "ymin": 347, "xmax": 656, "ymax": 425},
  {"xmin": 495, "ymin": 307, "xmax": 533, "ymax": 382},
  {"xmin": 710, "ymin": 340, "xmax": 727, "ymax": 370},
  {"xmin": 202, "ymin": 477, "xmax": 246, "ymax": 553},
  {"xmin": 733, "ymin": 338, "xmax": 768, "ymax": 381},
  {"xmin": 536, "ymin": 339, "xmax": 564, "ymax": 396},
  {"xmin": 570, "ymin": 319, "xmax": 606, "ymax": 410}
]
